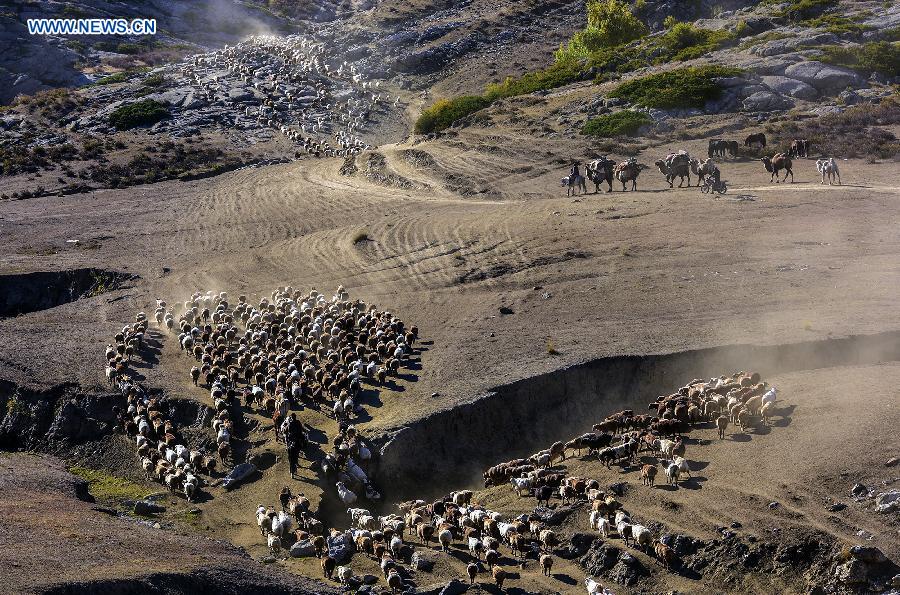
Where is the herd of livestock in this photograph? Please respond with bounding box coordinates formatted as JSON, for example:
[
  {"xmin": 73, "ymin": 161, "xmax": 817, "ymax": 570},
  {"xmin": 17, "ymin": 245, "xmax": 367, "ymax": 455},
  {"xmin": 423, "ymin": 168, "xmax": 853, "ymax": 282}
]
[
  {"xmin": 179, "ymin": 34, "xmax": 392, "ymax": 157},
  {"xmin": 562, "ymin": 133, "xmax": 842, "ymax": 196},
  {"xmin": 101, "ymin": 289, "xmax": 784, "ymax": 593}
]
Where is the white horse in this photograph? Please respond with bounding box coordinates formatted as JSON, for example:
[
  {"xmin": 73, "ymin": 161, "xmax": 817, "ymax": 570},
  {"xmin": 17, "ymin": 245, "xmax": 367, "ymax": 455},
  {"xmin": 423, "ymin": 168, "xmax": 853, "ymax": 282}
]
[
  {"xmin": 816, "ymin": 157, "xmax": 841, "ymax": 185},
  {"xmin": 561, "ymin": 174, "xmax": 587, "ymax": 196}
]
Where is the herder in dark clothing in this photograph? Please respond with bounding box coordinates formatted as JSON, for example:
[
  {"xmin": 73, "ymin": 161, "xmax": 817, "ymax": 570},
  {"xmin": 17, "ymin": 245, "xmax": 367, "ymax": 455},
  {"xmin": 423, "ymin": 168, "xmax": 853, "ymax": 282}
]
[
  {"xmin": 570, "ymin": 161, "xmax": 581, "ymax": 179},
  {"xmin": 285, "ymin": 413, "xmax": 307, "ymax": 479}
]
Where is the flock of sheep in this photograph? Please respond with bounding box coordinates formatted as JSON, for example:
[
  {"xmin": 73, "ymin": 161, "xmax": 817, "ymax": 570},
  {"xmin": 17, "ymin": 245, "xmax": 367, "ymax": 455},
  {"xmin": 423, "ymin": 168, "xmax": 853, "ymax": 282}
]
[
  {"xmin": 564, "ymin": 134, "xmax": 843, "ymax": 196},
  {"xmin": 104, "ymin": 315, "xmax": 215, "ymax": 502},
  {"xmin": 180, "ymin": 34, "xmax": 391, "ymax": 158},
  {"xmin": 102, "ymin": 289, "xmax": 786, "ymax": 593},
  {"xmin": 257, "ymin": 370, "xmax": 781, "ymax": 594}
]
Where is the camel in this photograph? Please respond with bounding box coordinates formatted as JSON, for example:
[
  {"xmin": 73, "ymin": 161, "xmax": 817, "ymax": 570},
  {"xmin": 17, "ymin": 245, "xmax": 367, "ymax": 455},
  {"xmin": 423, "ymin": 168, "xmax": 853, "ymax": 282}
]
[
  {"xmin": 586, "ymin": 157, "xmax": 615, "ymax": 193},
  {"xmin": 614, "ymin": 159, "xmax": 642, "ymax": 191},
  {"xmin": 790, "ymin": 139, "xmax": 810, "ymax": 158},
  {"xmin": 761, "ymin": 153, "xmax": 793, "ymax": 183},
  {"xmin": 656, "ymin": 152, "xmax": 691, "ymax": 188},
  {"xmin": 689, "ymin": 157, "xmax": 720, "ymax": 187},
  {"xmin": 816, "ymin": 157, "xmax": 841, "ymax": 185}
]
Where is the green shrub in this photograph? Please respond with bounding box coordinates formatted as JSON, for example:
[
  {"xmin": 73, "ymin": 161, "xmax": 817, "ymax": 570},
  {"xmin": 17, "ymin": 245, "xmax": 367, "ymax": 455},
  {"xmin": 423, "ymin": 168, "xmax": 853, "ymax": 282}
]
[
  {"xmin": 608, "ymin": 65, "xmax": 742, "ymax": 108},
  {"xmin": 582, "ymin": 110, "xmax": 651, "ymax": 136},
  {"xmin": 414, "ymin": 96, "xmax": 491, "ymax": 134},
  {"xmin": 485, "ymin": 61, "xmax": 583, "ymax": 100},
  {"xmin": 94, "ymin": 72, "xmax": 131, "ymax": 85},
  {"xmin": 142, "ymin": 73, "xmax": 167, "ymax": 88},
  {"xmin": 658, "ymin": 22, "xmax": 735, "ymax": 61},
  {"xmin": 108, "ymin": 99, "xmax": 169, "ymax": 130},
  {"xmin": 556, "ymin": 0, "xmax": 648, "ymax": 62},
  {"xmin": 818, "ymin": 42, "xmax": 900, "ymax": 76},
  {"xmin": 769, "ymin": 0, "xmax": 835, "ymax": 21},
  {"xmin": 733, "ymin": 20, "xmax": 751, "ymax": 37},
  {"xmin": 68, "ymin": 466, "xmax": 154, "ymax": 503},
  {"xmin": 803, "ymin": 14, "xmax": 872, "ymax": 35}
]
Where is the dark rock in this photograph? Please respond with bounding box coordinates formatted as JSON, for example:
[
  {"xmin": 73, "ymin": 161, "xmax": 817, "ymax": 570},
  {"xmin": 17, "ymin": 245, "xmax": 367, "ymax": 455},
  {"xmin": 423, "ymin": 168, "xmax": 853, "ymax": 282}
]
[
  {"xmin": 438, "ymin": 579, "xmax": 469, "ymax": 595},
  {"xmin": 498, "ymin": 306, "xmax": 514, "ymax": 315},
  {"xmin": 834, "ymin": 560, "xmax": 868, "ymax": 584},
  {"xmin": 290, "ymin": 539, "xmax": 317, "ymax": 558},
  {"xmin": 608, "ymin": 482, "xmax": 627, "ymax": 496},
  {"xmin": 558, "ymin": 532, "xmax": 597, "ymax": 559},
  {"xmin": 886, "ymin": 457, "xmax": 899, "ymax": 467},
  {"xmin": 327, "ymin": 531, "xmax": 354, "ymax": 564},
  {"xmin": 360, "ymin": 574, "xmax": 379, "ymax": 585},
  {"xmin": 580, "ymin": 542, "xmax": 621, "ymax": 575},
  {"xmin": 533, "ymin": 504, "xmax": 578, "ymax": 525},
  {"xmin": 828, "ymin": 502, "xmax": 847, "ymax": 512},
  {"xmin": 134, "ymin": 500, "xmax": 166, "ymax": 515},
  {"xmin": 848, "ymin": 545, "xmax": 887, "ymax": 564},
  {"xmin": 851, "ymin": 483, "xmax": 870, "ymax": 498},
  {"xmin": 730, "ymin": 521, "xmax": 743, "ymax": 529}
]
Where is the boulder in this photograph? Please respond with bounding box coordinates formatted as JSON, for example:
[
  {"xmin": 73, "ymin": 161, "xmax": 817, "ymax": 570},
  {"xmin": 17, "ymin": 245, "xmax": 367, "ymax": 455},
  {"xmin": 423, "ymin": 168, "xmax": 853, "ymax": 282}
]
[
  {"xmin": 874, "ymin": 490, "xmax": 900, "ymax": 513},
  {"xmin": 533, "ymin": 504, "xmax": 578, "ymax": 525},
  {"xmin": 761, "ymin": 76, "xmax": 819, "ymax": 100},
  {"xmin": 221, "ymin": 462, "xmax": 257, "ymax": 490},
  {"xmin": 411, "ymin": 549, "xmax": 438, "ymax": 571},
  {"xmin": 289, "ymin": 539, "xmax": 317, "ymax": 558},
  {"xmin": 438, "ymin": 579, "xmax": 469, "ymax": 595},
  {"xmin": 742, "ymin": 91, "xmax": 793, "ymax": 112},
  {"xmin": 327, "ymin": 531, "xmax": 354, "ymax": 563},
  {"xmin": 360, "ymin": 574, "xmax": 379, "ymax": 585},
  {"xmin": 783, "ymin": 61, "xmax": 864, "ymax": 94},
  {"xmin": 134, "ymin": 500, "xmax": 166, "ymax": 515},
  {"xmin": 848, "ymin": 545, "xmax": 887, "ymax": 564},
  {"xmin": 834, "ymin": 560, "xmax": 868, "ymax": 584}
]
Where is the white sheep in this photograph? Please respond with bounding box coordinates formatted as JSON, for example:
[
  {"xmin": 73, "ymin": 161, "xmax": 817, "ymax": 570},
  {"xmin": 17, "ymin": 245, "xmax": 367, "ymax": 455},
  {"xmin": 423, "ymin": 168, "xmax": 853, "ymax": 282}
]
[
  {"xmin": 666, "ymin": 461, "xmax": 681, "ymax": 486},
  {"xmin": 336, "ymin": 481, "xmax": 357, "ymax": 505},
  {"xmin": 267, "ymin": 533, "xmax": 281, "ymax": 555},
  {"xmin": 631, "ymin": 524, "xmax": 652, "ymax": 550},
  {"xmin": 510, "ymin": 476, "xmax": 533, "ymax": 496},
  {"xmin": 271, "ymin": 510, "xmax": 293, "ymax": 537},
  {"xmin": 672, "ymin": 455, "xmax": 691, "ymax": 478},
  {"xmin": 337, "ymin": 565, "xmax": 353, "ymax": 585}
]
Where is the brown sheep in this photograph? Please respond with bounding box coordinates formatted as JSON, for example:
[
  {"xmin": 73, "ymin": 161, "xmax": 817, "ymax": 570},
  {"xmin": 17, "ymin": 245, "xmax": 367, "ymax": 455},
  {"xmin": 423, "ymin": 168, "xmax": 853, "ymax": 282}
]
[
  {"xmin": 761, "ymin": 401, "xmax": 775, "ymax": 425},
  {"xmin": 467, "ymin": 562, "xmax": 479, "ymax": 584},
  {"xmin": 417, "ymin": 523, "xmax": 435, "ymax": 546},
  {"xmin": 716, "ymin": 414, "xmax": 728, "ymax": 439},
  {"xmin": 492, "ymin": 566, "xmax": 507, "ymax": 589},
  {"xmin": 540, "ymin": 553, "xmax": 553, "ymax": 576},
  {"xmin": 641, "ymin": 464, "xmax": 658, "ymax": 487},
  {"xmin": 737, "ymin": 409, "xmax": 754, "ymax": 432},
  {"xmin": 322, "ymin": 555, "xmax": 336, "ymax": 580},
  {"xmin": 654, "ymin": 541, "xmax": 677, "ymax": 570}
]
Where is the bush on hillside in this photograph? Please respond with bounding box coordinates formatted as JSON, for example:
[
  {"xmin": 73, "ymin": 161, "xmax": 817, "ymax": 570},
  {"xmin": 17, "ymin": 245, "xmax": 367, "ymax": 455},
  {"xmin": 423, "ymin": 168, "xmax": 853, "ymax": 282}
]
[
  {"xmin": 608, "ymin": 65, "xmax": 742, "ymax": 109},
  {"xmin": 818, "ymin": 42, "xmax": 900, "ymax": 77},
  {"xmin": 108, "ymin": 99, "xmax": 169, "ymax": 130},
  {"xmin": 414, "ymin": 95, "xmax": 491, "ymax": 134},
  {"xmin": 659, "ymin": 22, "xmax": 735, "ymax": 61},
  {"xmin": 582, "ymin": 111, "xmax": 651, "ymax": 136},
  {"xmin": 556, "ymin": 0, "xmax": 648, "ymax": 62},
  {"xmin": 485, "ymin": 61, "xmax": 583, "ymax": 100}
]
